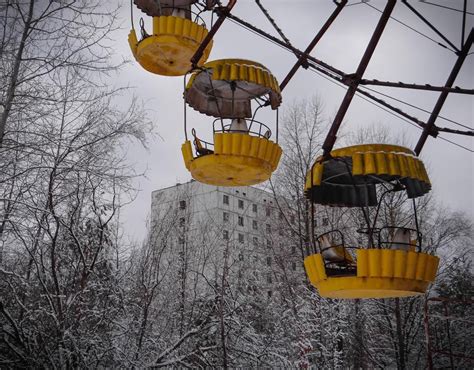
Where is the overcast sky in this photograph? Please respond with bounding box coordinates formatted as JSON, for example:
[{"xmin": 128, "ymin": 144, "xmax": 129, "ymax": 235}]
[{"xmin": 110, "ymin": 0, "xmax": 473, "ymax": 242}]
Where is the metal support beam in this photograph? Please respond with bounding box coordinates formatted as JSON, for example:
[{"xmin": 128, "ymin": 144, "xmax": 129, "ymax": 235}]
[
  {"xmin": 402, "ymin": 0, "xmax": 460, "ymax": 53},
  {"xmin": 414, "ymin": 28, "xmax": 474, "ymax": 155},
  {"xmin": 226, "ymin": 12, "xmax": 347, "ymax": 78},
  {"xmin": 279, "ymin": 0, "xmax": 347, "ymax": 91},
  {"xmin": 227, "ymin": 10, "xmax": 473, "ymax": 140},
  {"xmin": 322, "ymin": 0, "xmax": 396, "ymax": 157},
  {"xmin": 359, "ymin": 79, "xmax": 474, "ymax": 95},
  {"xmin": 190, "ymin": 0, "xmax": 236, "ymax": 68}
]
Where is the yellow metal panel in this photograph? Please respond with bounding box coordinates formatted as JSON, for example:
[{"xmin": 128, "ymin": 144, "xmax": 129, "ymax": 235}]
[
  {"xmin": 387, "ymin": 152, "xmax": 400, "ymax": 176},
  {"xmin": 241, "ymin": 134, "xmax": 252, "ymax": 156},
  {"xmin": 181, "ymin": 141, "xmax": 193, "ymax": 170},
  {"xmin": 263, "ymin": 141, "xmax": 274, "ymax": 162},
  {"xmin": 352, "ymin": 152, "xmax": 364, "ymax": 176},
  {"xmin": 232, "ymin": 133, "xmax": 242, "ymax": 154},
  {"xmin": 405, "ymin": 251, "xmax": 418, "ymax": 279},
  {"xmin": 398, "ymin": 155, "xmax": 409, "ymax": 177},
  {"xmin": 269, "ymin": 144, "xmax": 279, "ymax": 167},
  {"xmin": 189, "ymin": 21, "xmax": 198, "ymax": 40},
  {"xmin": 183, "ymin": 134, "xmax": 282, "ymax": 186},
  {"xmin": 368, "ymin": 249, "xmax": 381, "ymax": 276},
  {"xmin": 394, "ymin": 250, "xmax": 407, "ymax": 278},
  {"xmin": 375, "ymin": 152, "xmax": 388, "ymax": 175},
  {"xmin": 183, "ymin": 17, "xmax": 191, "ymax": 36},
  {"xmin": 415, "ymin": 253, "xmax": 428, "ymax": 280},
  {"xmin": 222, "ymin": 134, "xmax": 232, "ymax": 154},
  {"xmin": 249, "ymin": 136, "xmax": 259, "ymax": 157},
  {"xmin": 363, "ymin": 152, "xmax": 377, "ymax": 174},
  {"xmin": 214, "ymin": 133, "xmax": 223, "ymax": 153},
  {"xmin": 240, "ymin": 64, "xmax": 248, "ymax": 81},
  {"xmin": 257, "ymin": 139, "xmax": 267, "ymax": 160},
  {"xmin": 229, "ymin": 63, "xmax": 238, "ymax": 80},
  {"xmin": 357, "ymin": 249, "xmax": 369, "ymax": 277},
  {"xmin": 314, "ymin": 254, "xmax": 327, "ymax": 281},
  {"xmin": 381, "ymin": 249, "xmax": 394, "ymax": 277},
  {"xmin": 135, "ymin": 16, "xmax": 212, "ymax": 76},
  {"xmin": 304, "ymin": 257, "xmax": 316, "ymax": 286},
  {"xmin": 273, "ymin": 147, "xmax": 282, "ymax": 170},
  {"xmin": 128, "ymin": 29, "xmax": 138, "ymax": 57},
  {"xmin": 407, "ymin": 156, "xmax": 418, "ymax": 178},
  {"xmin": 317, "ymin": 276, "xmax": 429, "ymax": 299}
]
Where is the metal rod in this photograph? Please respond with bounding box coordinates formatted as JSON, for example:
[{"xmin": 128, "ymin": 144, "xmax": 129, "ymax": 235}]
[
  {"xmin": 275, "ymin": 108, "xmax": 279, "ymax": 143},
  {"xmin": 226, "ymin": 13, "xmax": 347, "ymax": 78},
  {"xmin": 280, "ymin": 0, "xmax": 347, "ymax": 91},
  {"xmin": 359, "ymin": 79, "xmax": 474, "ymax": 95},
  {"xmin": 414, "ymin": 28, "xmax": 474, "ymax": 155},
  {"xmin": 190, "ymin": 0, "xmax": 236, "ymax": 68},
  {"xmin": 462, "ymin": 0, "xmax": 467, "ymax": 48},
  {"xmin": 228, "ymin": 9, "xmax": 473, "ymax": 138},
  {"xmin": 437, "ymin": 126, "xmax": 473, "ymax": 137},
  {"xmin": 312, "ymin": 65, "xmax": 474, "ymax": 137},
  {"xmin": 255, "ymin": 0, "xmax": 293, "ymax": 49},
  {"xmin": 322, "ymin": 0, "xmax": 396, "ymax": 157},
  {"xmin": 402, "ymin": 0, "xmax": 460, "ymax": 53},
  {"xmin": 183, "ymin": 74, "xmax": 188, "ymax": 141}
]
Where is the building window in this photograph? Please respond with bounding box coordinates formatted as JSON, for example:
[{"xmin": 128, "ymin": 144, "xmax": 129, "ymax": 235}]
[
  {"xmin": 292, "ymin": 261, "xmax": 297, "ymax": 271},
  {"xmin": 266, "ymin": 207, "xmax": 271, "ymax": 217},
  {"xmin": 238, "ymin": 199, "xmax": 244, "ymax": 209},
  {"xmin": 253, "ymin": 236, "xmax": 258, "ymax": 246},
  {"xmin": 179, "ymin": 217, "xmax": 185, "ymax": 227},
  {"xmin": 266, "ymin": 256, "xmax": 271, "ymax": 266},
  {"xmin": 322, "ymin": 217, "xmax": 329, "ymax": 226},
  {"xmin": 252, "ymin": 220, "xmax": 258, "ymax": 230},
  {"xmin": 179, "ymin": 200, "xmax": 186, "ymax": 210},
  {"xmin": 238, "ymin": 233, "xmax": 244, "ymax": 243},
  {"xmin": 266, "ymin": 239, "xmax": 272, "ymax": 248},
  {"xmin": 223, "ymin": 194, "xmax": 229, "ymax": 205},
  {"xmin": 223, "ymin": 212, "xmax": 229, "ymax": 222},
  {"xmin": 267, "ymin": 275, "xmax": 272, "ymax": 284},
  {"xmin": 178, "ymin": 236, "xmax": 185, "ymax": 245},
  {"xmin": 252, "ymin": 204, "xmax": 257, "ymax": 213},
  {"xmin": 223, "ymin": 230, "xmax": 229, "ymax": 240},
  {"xmin": 266, "ymin": 224, "xmax": 271, "ymax": 233},
  {"xmin": 238, "ymin": 253, "xmax": 244, "ymax": 261},
  {"xmin": 238, "ymin": 216, "xmax": 244, "ymax": 226},
  {"xmin": 268, "ymin": 290, "xmax": 273, "ymax": 298}
]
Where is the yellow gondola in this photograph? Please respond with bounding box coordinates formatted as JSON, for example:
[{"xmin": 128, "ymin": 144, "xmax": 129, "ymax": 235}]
[
  {"xmin": 303, "ymin": 144, "xmax": 439, "ymax": 299},
  {"xmin": 128, "ymin": 0, "xmax": 213, "ymax": 76},
  {"xmin": 181, "ymin": 59, "xmax": 283, "ymax": 186}
]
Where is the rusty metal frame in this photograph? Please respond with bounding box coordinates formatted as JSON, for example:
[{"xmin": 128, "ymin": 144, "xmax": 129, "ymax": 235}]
[
  {"xmin": 190, "ymin": 0, "xmax": 236, "ymax": 68},
  {"xmin": 279, "ymin": 0, "xmax": 348, "ymax": 91},
  {"xmin": 321, "ymin": 0, "xmax": 397, "ymax": 157},
  {"xmin": 210, "ymin": 2, "xmax": 473, "ymax": 151},
  {"xmin": 359, "ymin": 79, "xmax": 474, "ymax": 95},
  {"xmin": 414, "ymin": 28, "xmax": 473, "ymax": 155},
  {"xmin": 424, "ymin": 297, "xmax": 474, "ymax": 370},
  {"xmin": 402, "ymin": 0, "xmax": 460, "ymax": 53}
]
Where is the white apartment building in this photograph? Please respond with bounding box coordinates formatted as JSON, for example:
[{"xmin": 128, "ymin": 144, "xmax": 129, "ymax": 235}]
[{"xmin": 150, "ymin": 180, "xmax": 303, "ymax": 298}]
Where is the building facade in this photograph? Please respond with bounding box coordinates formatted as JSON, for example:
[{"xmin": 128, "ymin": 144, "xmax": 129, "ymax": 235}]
[{"xmin": 150, "ymin": 180, "xmax": 304, "ymax": 298}]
